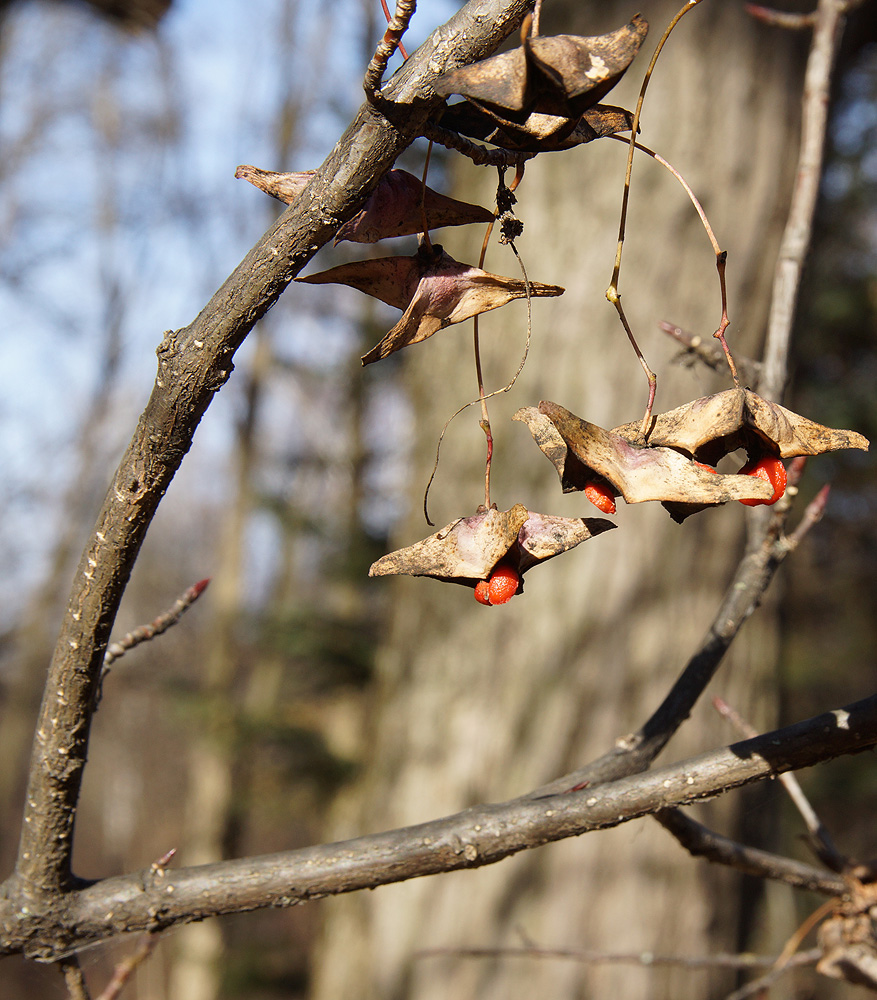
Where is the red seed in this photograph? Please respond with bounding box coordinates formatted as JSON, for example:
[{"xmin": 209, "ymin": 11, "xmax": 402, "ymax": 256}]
[
  {"xmin": 473, "ymin": 564, "xmax": 521, "ymax": 606},
  {"xmin": 584, "ymin": 482, "xmax": 616, "ymax": 514},
  {"xmin": 488, "ymin": 564, "xmax": 520, "ymax": 605},
  {"xmin": 737, "ymin": 456, "xmax": 787, "ymax": 506}
]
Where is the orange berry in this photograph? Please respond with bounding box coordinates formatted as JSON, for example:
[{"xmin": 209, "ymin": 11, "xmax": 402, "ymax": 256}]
[
  {"xmin": 737, "ymin": 456, "xmax": 787, "ymax": 506},
  {"xmin": 488, "ymin": 564, "xmax": 520, "ymax": 605},
  {"xmin": 584, "ymin": 482, "xmax": 616, "ymax": 515},
  {"xmin": 473, "ymin": 564, "xmax": 521, "ymax": 606}
]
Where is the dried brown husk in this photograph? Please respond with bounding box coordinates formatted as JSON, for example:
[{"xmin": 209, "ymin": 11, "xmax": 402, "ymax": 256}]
[
  {"xmin": 433, "ymin": 15, "xmax": 648, "ymax": 122},
  {"xmin": 335, "ymin": 169, "xmax": 494, "ymax": 243},
  {"xmin": 235, "ymin": 165, "xmax": 315, "ymax": 203},
  {"xmin": 612, "ymin": 387, "xmax": 870, "ymax": 465},
  {"xmin": 514, "ymin": 403, "xmax": 775, "ymax": 511},
  {"xmin": 236, "ymin": 166, "xmax": 493, "ymax": 244},
  {"xmin": 437, "ymin": 102, "xmax": 635, "ymax": 153},
  {"xmin": 296, "ymin": 244, "xmax": 564, "ymax": 365},
  {"xmin": 369, "ymin": 503, "xmax": 615, "ymax": 589}
]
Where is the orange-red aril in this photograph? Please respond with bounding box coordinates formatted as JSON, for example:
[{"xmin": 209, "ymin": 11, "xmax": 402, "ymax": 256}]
[
  {"xmin": 737, "ymin": 456, "xmax": 787, "ymax": 506},
  {"xmin": 473, "ymin": 564, "xmax": 521, "ymax": 606},
  {"xmin": 584, "ymin": 482, "xmax": 616, "ymax": 515}
]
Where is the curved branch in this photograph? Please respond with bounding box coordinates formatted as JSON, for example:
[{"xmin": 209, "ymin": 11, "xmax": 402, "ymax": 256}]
[
  {"xmin": 11, "ymin": 0, "xmax": 532, "ymax": 905},
  {"xmin": 3, "ymin": 693, "xmax": 875, "ymax": 960}
]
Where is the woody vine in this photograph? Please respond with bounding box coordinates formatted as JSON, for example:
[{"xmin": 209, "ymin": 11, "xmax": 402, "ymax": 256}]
[{"xmin": 1, "ymin": 0, "xmax": 875, "ymax": 997}]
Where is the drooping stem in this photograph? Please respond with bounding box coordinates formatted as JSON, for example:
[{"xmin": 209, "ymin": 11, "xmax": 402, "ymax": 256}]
[
  {"xmin": 606, "ymin": 0, "xmax": 706, "ymax": 435},
  {"xmin": 713, "ymin": 252, "xmax": 740, "ymax": 386}
]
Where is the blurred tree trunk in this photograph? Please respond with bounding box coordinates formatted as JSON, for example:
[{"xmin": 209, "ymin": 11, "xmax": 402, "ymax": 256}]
[{"xmin": 311, "ymin": 3, "xmax": 803, "ymax": 999}]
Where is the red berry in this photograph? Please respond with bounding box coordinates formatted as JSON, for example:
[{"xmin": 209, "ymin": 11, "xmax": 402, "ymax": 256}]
[
  {"xmin": 473, "ymin": 564, "xmax": 521, "ymax": 606},
  {"xmin": 694, "ymin": 461, "xmax": 717, "ymax": 473},
  {"xmin": 489, "ymin": 564, "xmax": 520, "ymax": 605},
  {"xmin": 737, "ymin": 456, "xmax": 787, "ymax": 506},
  {"xmin": 584, "ymin": 482, "xmax": 616, "ymax": 515}
]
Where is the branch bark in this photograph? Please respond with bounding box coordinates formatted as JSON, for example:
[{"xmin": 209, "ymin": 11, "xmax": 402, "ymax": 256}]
[
  {"xmin": 2, "ymin": 692, "xmax": 875, "ymax": 960},
  {"xmin": 7, "ymin": 0, "xmax": 532, "ymax": 917}
]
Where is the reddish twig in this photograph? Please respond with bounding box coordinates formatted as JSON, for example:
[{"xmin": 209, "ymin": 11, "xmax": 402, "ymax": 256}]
[
  {"xmin": 745, "ymin": 4, "xmax": 816, "ymax": 28},
  {"xmin": 364, "ymin": 0, "xmax": 416, "ymax": 100}
]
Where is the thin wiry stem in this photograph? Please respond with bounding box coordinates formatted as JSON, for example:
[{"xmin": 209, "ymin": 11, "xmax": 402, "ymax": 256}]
[
  {"xmin": 415, "ymin": 944, "xmax": 823, "ymax": 972},
  {"xmin": 606, "ymin": 0, "xmax": 706, "ymax": 436}
]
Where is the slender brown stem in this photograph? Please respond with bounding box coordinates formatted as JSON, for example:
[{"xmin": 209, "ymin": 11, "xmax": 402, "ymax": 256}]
[
  {"xmin": 606, "ymin": 0, "xmax": 706, "ymax": 433},
  {"xmin": 713, "ymin": 252, "xmax": 740, "ymax": 386}
]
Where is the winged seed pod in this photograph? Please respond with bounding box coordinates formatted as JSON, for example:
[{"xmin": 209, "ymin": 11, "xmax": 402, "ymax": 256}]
[
  {"xmin": 296, "ymin": 243, "xmax": 564, "ymax": 365},
  {"xmin": 334, "ymin": 169, "xmax": 494, "ymax": 243},
  {"xmin": 611, "ymin": 387, "xmax": 870, "ymax": 466},
  {"xmin": 437, "ymin": 102, "xmax": 636, "ymax": 154},
  {"xmin": 513, "ymin": 403, "xmax": 775, "ymax": 512},
  {"xmin": 368, "ymin": 503, "xmax": 616, "ymax": 592},
  {"xmin": 236, "ymin": 166, "xmax": 493, "ymax": 243},
  {"xmin": 433, "ymin": 15, "xmax": 648, "ymax": 123},
  {"xmin": 234, "ymin": 164, "xmax": 315, "ymax": 203}
]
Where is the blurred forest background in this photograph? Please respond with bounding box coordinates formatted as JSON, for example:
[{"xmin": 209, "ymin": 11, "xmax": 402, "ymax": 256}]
[{"xmin": 0, "ymin": 0, "xmax": 875, "ymax": 998}]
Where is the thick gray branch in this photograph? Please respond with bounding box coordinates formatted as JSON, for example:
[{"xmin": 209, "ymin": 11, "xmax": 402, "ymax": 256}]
[
  {"xmin": 3, "ymin": 693, "xmax": 875, "ymax": 961},
  {"xmin": 11, "ymin": 0, "xmax": 532, "ymax": 903}
]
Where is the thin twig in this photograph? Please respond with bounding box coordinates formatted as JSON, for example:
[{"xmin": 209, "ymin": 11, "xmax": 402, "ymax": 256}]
[
  {"xmin": 420, "ymin": 120, "xmax": 535, "ymax": 168},
  {"xmin": 415, "ymin": 944, "xmax": 823, "ymax": 972},
  {"xmin": 423, "ymin": 165, "xmax": 532, "ymax": 523},
  {"xmin": 95, "ymin": 933, "xmax": 160, "ymax": 1000},
  {"xmin": 745, "ymin": 4, "xmax": 816, "ymax": 28},
  {"xmin": 526, "ymin": 496, "xmax": 799, "ymax": 796},
  {"xmin": 713, "ymin": 694, "xmax": 847, "ymax": 871},
  {"xmin": 364, "ymin": 0, "xmax": 416, "ymax": 100},
  {"xmin": 60, "ymin": 956, "xmax": 92, "ymax": 1000},
  {"xmin": 380, "ymin": 0, "xmax": 409, "ymax": 59},
  {"xmin": 102, "ymin": 578, "xmax": 209, "ymax": 670},
  {"xmin": 759, "ymin": 0, "xmax": 847, "ymax": 401},
  {"xmin": 655, "ymin": 808, "xmax": 845, "ymax": 896},
  {"xmin": 658, "ymin": 320, "xmax": 762, "ymax": 385}
]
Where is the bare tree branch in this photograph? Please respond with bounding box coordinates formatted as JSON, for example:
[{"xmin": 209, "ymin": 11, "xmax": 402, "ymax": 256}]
[
  {"xmin": 1, "ymin": 692, "xmax": 875, "ymax": 960},
  {"xmin": 9, "ymin": 0, "xmax": 533, "ymax": 910},
  {"xmin": 759, "ymin": 0, "xmax": 847, "ymax": 401},
  {"xmin": 654, "ymin": 808, "xmax": 846, "ymax": 896}
]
